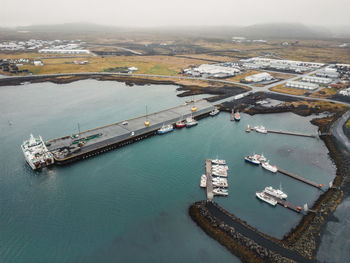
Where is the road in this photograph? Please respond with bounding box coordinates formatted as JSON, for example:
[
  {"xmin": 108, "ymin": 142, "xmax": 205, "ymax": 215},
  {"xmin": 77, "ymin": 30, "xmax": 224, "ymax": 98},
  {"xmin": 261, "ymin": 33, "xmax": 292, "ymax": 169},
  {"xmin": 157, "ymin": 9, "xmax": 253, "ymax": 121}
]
[{"xmin": 331, "ymin": 110, "xmax": 350, "ymax": 152}]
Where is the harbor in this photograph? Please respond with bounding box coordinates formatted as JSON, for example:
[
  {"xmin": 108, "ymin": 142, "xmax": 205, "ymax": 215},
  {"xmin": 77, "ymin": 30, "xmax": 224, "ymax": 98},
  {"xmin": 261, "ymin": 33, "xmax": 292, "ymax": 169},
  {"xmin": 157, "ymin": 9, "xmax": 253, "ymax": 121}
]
[{"xmin": 45, "ymin": 99, "xmax": 215, "ymax": 165}]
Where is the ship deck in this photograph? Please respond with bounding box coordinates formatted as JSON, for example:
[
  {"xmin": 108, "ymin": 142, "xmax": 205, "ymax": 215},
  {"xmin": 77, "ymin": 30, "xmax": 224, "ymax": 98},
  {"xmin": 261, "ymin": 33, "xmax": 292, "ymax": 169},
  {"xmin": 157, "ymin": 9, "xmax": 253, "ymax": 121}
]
[{"xmin": 47, "ymin": 100, "xmax": 215, "ymax": 162}]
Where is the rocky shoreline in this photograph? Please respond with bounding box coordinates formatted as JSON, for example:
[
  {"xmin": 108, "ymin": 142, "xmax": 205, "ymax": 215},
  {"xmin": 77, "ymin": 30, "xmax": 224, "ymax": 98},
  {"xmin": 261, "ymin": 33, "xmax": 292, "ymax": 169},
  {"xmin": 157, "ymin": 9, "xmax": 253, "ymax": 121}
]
[{"xmin": 191, "ymin": 101, "xmax": 350, "ymax": 262}]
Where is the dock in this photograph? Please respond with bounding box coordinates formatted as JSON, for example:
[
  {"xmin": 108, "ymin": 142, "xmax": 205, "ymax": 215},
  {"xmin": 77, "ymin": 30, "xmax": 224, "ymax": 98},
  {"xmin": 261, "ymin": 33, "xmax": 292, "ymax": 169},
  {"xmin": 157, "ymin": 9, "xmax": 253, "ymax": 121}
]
[
  {"xmin": 277, "ymin": 168, "xmax": 323, "ymax": 189},
  {"xmin": 46, "ymin": 99, "xmax": 215, "ymax": 165},
  {"xmin": 206, "ymin": 159, "xmax": 214, "ymax": 201},
  {"xmin": 250, "ymin": 127, "xmax": 316, "ymax": 138},
  {"xmin": 264, "ymin": 192, "xmax": 302, "ymax": 213}
]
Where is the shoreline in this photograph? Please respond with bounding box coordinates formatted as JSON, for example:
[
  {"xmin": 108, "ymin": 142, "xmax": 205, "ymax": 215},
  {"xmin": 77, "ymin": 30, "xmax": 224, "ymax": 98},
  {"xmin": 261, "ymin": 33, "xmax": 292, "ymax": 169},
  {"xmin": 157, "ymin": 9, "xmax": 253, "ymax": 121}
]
[{"xmin": 190, "ymin": 102, "xmax": 350, "ymax": 262}]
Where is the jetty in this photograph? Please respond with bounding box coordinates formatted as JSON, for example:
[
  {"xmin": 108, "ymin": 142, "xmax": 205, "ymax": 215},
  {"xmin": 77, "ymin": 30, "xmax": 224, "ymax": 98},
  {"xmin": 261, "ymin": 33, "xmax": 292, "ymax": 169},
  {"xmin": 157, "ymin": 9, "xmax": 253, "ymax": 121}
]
[
  {"xmin": 264, "ymin": 192, "xmax": 302, "ymax": 213},
  {"xmin": 205, "ymin": 159, "xmax": 214, "ymax": 201},
  {"xmin": 250, "ymin": 126, "xmax": 316, "ymax": 138},
  {"xmin": 46, "ymin": 99, "xmax": 215, "ymax": 165},
  {"xmin": 277, "ymin": 168, "xmax": 323, "ymax": 189}
]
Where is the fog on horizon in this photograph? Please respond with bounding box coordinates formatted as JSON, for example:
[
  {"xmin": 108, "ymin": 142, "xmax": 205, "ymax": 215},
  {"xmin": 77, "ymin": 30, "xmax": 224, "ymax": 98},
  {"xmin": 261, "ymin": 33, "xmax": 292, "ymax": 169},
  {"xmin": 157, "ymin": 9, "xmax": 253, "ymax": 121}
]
[{"xmin": 1, "ymin": 0, "xmax": 350, "ymax": 27}]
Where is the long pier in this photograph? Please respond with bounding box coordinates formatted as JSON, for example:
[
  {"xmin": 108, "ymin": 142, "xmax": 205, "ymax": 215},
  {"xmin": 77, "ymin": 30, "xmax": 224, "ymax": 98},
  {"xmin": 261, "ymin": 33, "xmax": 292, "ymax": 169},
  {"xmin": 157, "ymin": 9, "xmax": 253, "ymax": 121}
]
[
  {"xmin": 205, "ymin": 159, "xmax": 214, "ymax": 201},
  {"xmin": 277, "ymin": 168, "xmax": 323, "ymax": 189},
  {"xmin": 46, "ymin": 100, "xmax": 215, "ymax": 165},
  {"xmin": 264, "ymin": 192, "xmax": 302, "ymax": 213},
  {"xmin": 250, "ymin": 127, "xmax": 316, "ymax": 138}
]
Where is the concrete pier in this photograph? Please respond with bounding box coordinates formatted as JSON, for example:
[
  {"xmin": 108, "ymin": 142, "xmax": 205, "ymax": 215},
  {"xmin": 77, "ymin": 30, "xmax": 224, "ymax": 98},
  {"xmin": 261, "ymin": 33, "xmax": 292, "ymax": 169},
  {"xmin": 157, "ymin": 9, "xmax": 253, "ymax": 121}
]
[
  {"xmin": 206, "ymin": 159, "xmax": 214, "ymax": 201},
  {"xmin": 46, "ymin": 99, "xmax": 215, "ymax": 164},
  {"xmin": 277, "ymin": 168, "xmax": 322, "ymax": 189}
]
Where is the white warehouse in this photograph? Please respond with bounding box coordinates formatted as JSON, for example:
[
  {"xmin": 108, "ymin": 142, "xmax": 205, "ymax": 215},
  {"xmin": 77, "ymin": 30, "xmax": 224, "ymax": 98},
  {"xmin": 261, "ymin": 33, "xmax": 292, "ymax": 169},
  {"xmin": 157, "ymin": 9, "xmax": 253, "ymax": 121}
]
[
  {"xmin": 286, "ymin": 81, "xmax": 319, "ymax": 90},
  {"xmin": 245, "ymin": 72, "xmax": 273, "ymax": 83},
  {"xmin": 302, "ymin": 76, "xmax": 332, "ymax": 84},
  {"xmin": 38, "ymin": 49, "xmax": 90, "ymax": 54}
]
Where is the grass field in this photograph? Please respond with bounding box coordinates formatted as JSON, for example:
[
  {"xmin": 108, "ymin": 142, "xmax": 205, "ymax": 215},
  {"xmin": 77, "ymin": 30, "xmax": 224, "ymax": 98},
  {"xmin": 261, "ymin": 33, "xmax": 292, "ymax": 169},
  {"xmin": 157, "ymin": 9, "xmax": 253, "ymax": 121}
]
[{"xmin": 309, "ymin": 87, "xmax": 339, "ymax": 99}]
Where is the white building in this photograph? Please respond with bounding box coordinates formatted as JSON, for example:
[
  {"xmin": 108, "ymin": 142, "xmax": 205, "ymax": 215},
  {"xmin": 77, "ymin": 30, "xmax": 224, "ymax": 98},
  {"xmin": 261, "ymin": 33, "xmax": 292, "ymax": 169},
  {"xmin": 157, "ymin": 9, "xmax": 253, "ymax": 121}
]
[
  {"xmin": 316, "ymin": 68, "xmax": 339, "ymax": 78},
  {"xmin": 33, "ymin": 61, "xmax": 44, "ymax": 66},
  {"xmin": 38, "ymin": 49, "xmax": 90, "ymax": 54},
  {"xmin": 286, "ymin": 81, "xmax": 318, "ymax": 90},
  {"xmin": 185, "ymin": 64, "xmax": 240, "ymax": 77},
  {"xmin": 245, "ymin": 72, "xmax": 273, "ymax": 83},
  {"xmin": 302, "ymin": 76, "xmax": 332, "ymax": 84},
  {"xmin": 339, "ymin": 88, "xmax": 350, "ymax": 96}
]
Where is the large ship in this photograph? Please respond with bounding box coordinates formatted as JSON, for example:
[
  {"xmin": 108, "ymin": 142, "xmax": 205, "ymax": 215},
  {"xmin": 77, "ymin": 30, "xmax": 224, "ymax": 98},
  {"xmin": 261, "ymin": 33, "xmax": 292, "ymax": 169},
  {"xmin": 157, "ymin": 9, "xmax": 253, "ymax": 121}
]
[
  {"xmin": 264, "ymin": 186, "xmax": 287, "ymax": 199},
  {"xmin": 256, "ymin": 191, "xmax": 277, "ymax": 206},
  {"xmin": 157, "ymin": 124, "xmax": 174, "ymax": 134},
  {"xmin": 21, "ymin": 134, "xmax": 54, "ymax": 170}
]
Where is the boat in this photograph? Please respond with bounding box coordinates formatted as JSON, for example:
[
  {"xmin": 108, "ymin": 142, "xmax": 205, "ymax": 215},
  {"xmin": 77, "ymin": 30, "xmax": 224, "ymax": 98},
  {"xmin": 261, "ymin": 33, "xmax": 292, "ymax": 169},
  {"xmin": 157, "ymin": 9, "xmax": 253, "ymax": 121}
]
[
  {"xmin": 211, "ymin": 159, "xmax": 226, "ymax": 165},
  {"xmin": 256, "ymin": 191, "xmax": 277, "ymax": 206},
  {"xmin": 175, "ymin": 117, "xmax": 186, "ymax": 128},
  {"xmin": 246, "ymin": 125, "xmax": 251, "ymax": 132},
  {"xmin": 212, "ymin": 165, "xmax": 229, "ymax": 170},
  {"xmin": 21, "ymin": 134, "xmax": 55, "ymax": 170},
  {"xmin": 213, "ymin": 181, "xmax": 228, "ymax": 188},
  {"xmin": 253, "ymin": 153, "xmax": 267, "ymax": 163},
  {"xmin": 209, "ymin": 109, "xmax": 220, "ymax": 116},
  {"xmin": 200, "ymin": 174, "xmax": 207, "ymax": 188},
  {"xmin": 212, "ymin": 170, "xmax": 228, "ymax": 177},
  {"xmin": 157, "ymin": 124, "xmax": 174, "ymax": 134},
  {"xmin": 244, "ymin": 155, "xmax": 260, "ymax": 165},
  {"xmin": 264, "ymin": 186, "xmax": 287, "ymax": 199},
  {"xmin": 212, "ymin": 177, "xmax": 228, "ymax": 184},
  {"xmin": 213, "ymin": 188, "xmax": 229, "ymax": 196},
  {"xmin": 261, "ymin": 161, "xmax": 278, "ymax": 173},
  {"xmin": 186, "ymin": 116, "xmax": 198, "ymax": 128},
  {"xmin": 254, "ymin": 125, "xmax": 267, "ymax": 134},
  {"xmin": 234, "ymin": 112, "xmax": 240, "ymax": 121}
]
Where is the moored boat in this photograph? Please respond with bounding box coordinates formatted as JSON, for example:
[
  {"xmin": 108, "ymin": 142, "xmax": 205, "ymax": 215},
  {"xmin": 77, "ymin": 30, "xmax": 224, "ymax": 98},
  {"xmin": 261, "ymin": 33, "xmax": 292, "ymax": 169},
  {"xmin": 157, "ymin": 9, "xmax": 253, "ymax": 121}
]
[
  {"xmin": 261, "ymin": 161, "xmax": 278, "ymax": 173},
  {"xmin": 254, "ymin": 125, "xmax": 267, "ymax": 134},
  {"xmin": 209, "ymin": 108, "xmax": 220, "ymax": 116},
  {"xmin": 200, "ymin": 174, "xmax": 207, "ymax": 188},
  {"xmin": 211, "ymin": 159, "xmax": 226, "ymax": 165},
  {"xmin": 256, "ymin": 191, "xmax": 277, "ymax": 206},
  {"xmin": 264, "ymin": 186, "xmax": 287, "ymax": 199},
  {"xmin": 186, "ymin": 116, "xmax": 198, "ymax": 128},
  {"xmin": 244, "ymin": 155, "xmax": 260, "ymax": 165},
  {"xmin": 253, "ymin": 153, "xmax": 267, "ymax": 163},
  {"xmin": 234, "ymin": 112, "xmax": 240, "ymax": 121},
  {"xmin": 157, "ymin": 124, "xmax": 174, "ymax": 134},
  {"xmin": 212, "ymin": 181, "xmax": 228, "ymax": 188},
  {"xmin": 212, "ymin": 177, "xmax": 228, "ymax": 184},
  {"xmin": 213, "ymin": 188, "xmax": 229, "ymax": 196},
  {"xmin": 21, "ymin": 134, "xmax": 55, "ymax": 170},
  {"xmin": 246, "ymin": 124, "xmax": 251, "ymax": 132},
  {"xmin": 175, "ymin": 120, "xmax": 186, "ymax": 128}
]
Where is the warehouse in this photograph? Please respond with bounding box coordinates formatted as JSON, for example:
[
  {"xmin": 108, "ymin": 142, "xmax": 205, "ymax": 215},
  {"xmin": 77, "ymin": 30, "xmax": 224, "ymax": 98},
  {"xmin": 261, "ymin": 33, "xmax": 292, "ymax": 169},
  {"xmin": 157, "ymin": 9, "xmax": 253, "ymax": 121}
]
[
  {"xmin": 302, "ymin": 76, "xmax": 332, "ymax": 84},
  {"xmin": 38, "ymin": 49, "xmax": 90, "ymax": 54},
  {"xmin": 286, "ymin": 81, "xmax": 319, "ymax": 90},
  {"xmin": 244, "ymin": 72, "xmax": 273, "ymax": 83},
  {"xmin": 316, "ymin": 67, "xmax": 339, "ymax": 78}
]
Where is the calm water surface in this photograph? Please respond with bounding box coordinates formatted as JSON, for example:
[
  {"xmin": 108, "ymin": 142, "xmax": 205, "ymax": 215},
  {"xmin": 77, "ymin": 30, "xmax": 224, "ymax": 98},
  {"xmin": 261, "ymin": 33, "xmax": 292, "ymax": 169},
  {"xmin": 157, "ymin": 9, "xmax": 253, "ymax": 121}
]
[{"xmin": 0, "ymin": 80, "xmax": 336, "ymax": 263}]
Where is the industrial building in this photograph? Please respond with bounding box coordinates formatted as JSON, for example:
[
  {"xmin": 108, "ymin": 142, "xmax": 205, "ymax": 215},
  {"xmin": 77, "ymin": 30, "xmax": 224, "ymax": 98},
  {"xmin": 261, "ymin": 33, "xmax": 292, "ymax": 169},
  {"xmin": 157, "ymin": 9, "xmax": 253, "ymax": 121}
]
[
  {"xmin": 301, "ymin": 76, "xmax": 332, "ymax": 84},
  {"xmin": 38, "ymin": 49, "xmax": 90, "ymax": 54},
  {"xmin": 316, "ymin": 67, "xmax": 339, "ymax": 78},
  {"xmin": 244, "ymin": 72, "xmax": 273, "ymax": 83},
  {"xmin": 184, "ymin": 64, "xmax": 241, "ymax": 78},
  {"xmin": 339, "ymin": 88, "xmax": 350, "ymax": 96},
  {"xmin": 286, "ymin": 81, "xmax": 319, "ymax": 90}
]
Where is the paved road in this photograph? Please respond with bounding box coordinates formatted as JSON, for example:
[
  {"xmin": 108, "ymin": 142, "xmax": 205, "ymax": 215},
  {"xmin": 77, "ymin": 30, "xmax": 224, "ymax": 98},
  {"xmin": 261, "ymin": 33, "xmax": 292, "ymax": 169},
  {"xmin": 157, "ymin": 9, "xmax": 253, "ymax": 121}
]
[
  {"xmin": 206, "ymin": 202, "xmax": 313, "ymax": 263},
  {"xmin": 331, "ymin": 110, "xmax": 350, "ymax": 152}
]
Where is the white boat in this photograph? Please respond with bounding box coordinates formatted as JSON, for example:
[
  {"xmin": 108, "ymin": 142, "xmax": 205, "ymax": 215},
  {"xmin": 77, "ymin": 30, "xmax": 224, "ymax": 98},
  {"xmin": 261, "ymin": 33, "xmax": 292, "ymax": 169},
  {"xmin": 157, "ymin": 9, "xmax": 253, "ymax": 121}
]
[
  {"xmin": 212, "ymin": 170, "xmax": 228, "ymax": 177},
  {"xmin": 253, "ymin": 153, "xmax": 267, "ymax": 163},
  {"xmin": 213, "ymin": 181, "xmax": 228, "ymax": 188},
  {"xmin": 21, "ymin": 134, "xmax": 54, "ymax": 170},
  {"xmin": 244, "ymin": 155, "xmax": 260, "ymax": 165},
  {"xmin": 200, "ymin": 174, "xmax": 207, "ymax": 188},
  {"xmin": 213, "ymin": 188, "xmax": 228, "ymax": 196},
  {"xmin": 157, "ymin": 124, "xmax": 174, "ymax": 134},
  {"xmin": 256, "ymin": 191, "xmax": 277, "ymax": 206},
  {"xmin": 246, "ymin": 125, "xmax": 251, "ymax": 132},
  {"xmin": 264, "ymin": 186, "xmax": 287, "ymax": 199},
  {"xmin": 254, "ymin": 125, "xmax": 267, "ymax": 134},
  {"xmin": 261, "ymin": 161, "xmax": 278, "ymax": 173},
  {"xmin": 212, "ymin": 177, "xmax": 228, "ymax": 184},
  {"xmin": 186, "ymin": 116, "xmax": 198, "ymax": 127},
  {"xmin": 211, "ymin": 159, "xmax": 226, "ymax": 165},
  {"xmin": 209, "ymin": 109, "xmax": 220, "ymax": 116},
  {"xmin": 212, "ymin": 165, "xmax": 229, "ymax": 170}
]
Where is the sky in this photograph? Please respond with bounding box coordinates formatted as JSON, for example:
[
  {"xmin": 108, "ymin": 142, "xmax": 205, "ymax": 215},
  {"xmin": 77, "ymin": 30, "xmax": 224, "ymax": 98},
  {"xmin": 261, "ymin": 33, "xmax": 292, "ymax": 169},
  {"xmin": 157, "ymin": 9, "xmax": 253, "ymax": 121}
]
[{"xmin": 1, "ymin": 0, "xmax": 350, "ymax": 27}]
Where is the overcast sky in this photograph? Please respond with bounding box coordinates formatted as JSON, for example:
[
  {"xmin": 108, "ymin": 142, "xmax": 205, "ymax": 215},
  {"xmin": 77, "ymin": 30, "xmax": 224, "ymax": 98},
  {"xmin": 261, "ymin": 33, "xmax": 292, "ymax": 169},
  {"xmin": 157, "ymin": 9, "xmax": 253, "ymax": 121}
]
[{"xmin": 1, "ymin": 0, "xmax": 349, "ymax": 27}]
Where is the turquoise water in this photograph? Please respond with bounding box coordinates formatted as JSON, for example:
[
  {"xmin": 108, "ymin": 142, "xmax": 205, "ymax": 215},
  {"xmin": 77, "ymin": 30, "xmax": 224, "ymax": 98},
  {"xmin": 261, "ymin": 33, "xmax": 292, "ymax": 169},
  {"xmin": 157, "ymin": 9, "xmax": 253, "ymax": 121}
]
[{"xmin": 0, "ymin": 80, "xmax": 336, "ymax": 263}]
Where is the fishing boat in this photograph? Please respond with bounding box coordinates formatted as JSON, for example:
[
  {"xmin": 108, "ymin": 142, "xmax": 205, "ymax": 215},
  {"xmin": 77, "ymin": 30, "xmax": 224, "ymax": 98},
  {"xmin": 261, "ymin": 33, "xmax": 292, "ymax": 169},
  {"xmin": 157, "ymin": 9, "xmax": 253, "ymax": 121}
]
[
  {"xmin": 264, "ymin": 185, "xmax": 287, "ymax": 199},
  {"xmin": 261, "ymin": 161, "xmax": 278, "ymax": 173},
  {"xmin": 175, "ymin": 117, "xmax": 186, "ymax": 128},
  {"xmin": 234, "ymin": 112, "xmax": 240, "ymax": 121},
  {"xmin": 186, "ymin": 116, "xmax": 198, "ymax": 128},
  {"xmin": 200, "ymin": 174, "xmax": 207, "ymax": 188},
  {"xmin": 253, "ymin": 153, "xmax": 267, "ymax": 163},
  {"xmin": 244, "ymin": 155, "xmax": 260, "ymax": 165},
  {"xmin": 246, "ymin": 125, "xmax": 251, "ymax": 132},
  {"xmin": 21, "ymin": 134, "xmax": 54, "ymax": 170},
  {"xmin": 254, "ymin": 125, "xmax": 267, "ymax": 134},
  {"xmin": 209, "ymin": 108, "xmax": 220, "ymax": 116},
  {"xmin": 157, "ymin": 124, "xmax": 174, "ymax": 135},
  {"xmin": 256, "ymin": 191, "xmax": 277, "ymax": 206},
  {"xmin": 213, "ymin": 188, "xmax": 229, "ymax": 196}
]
